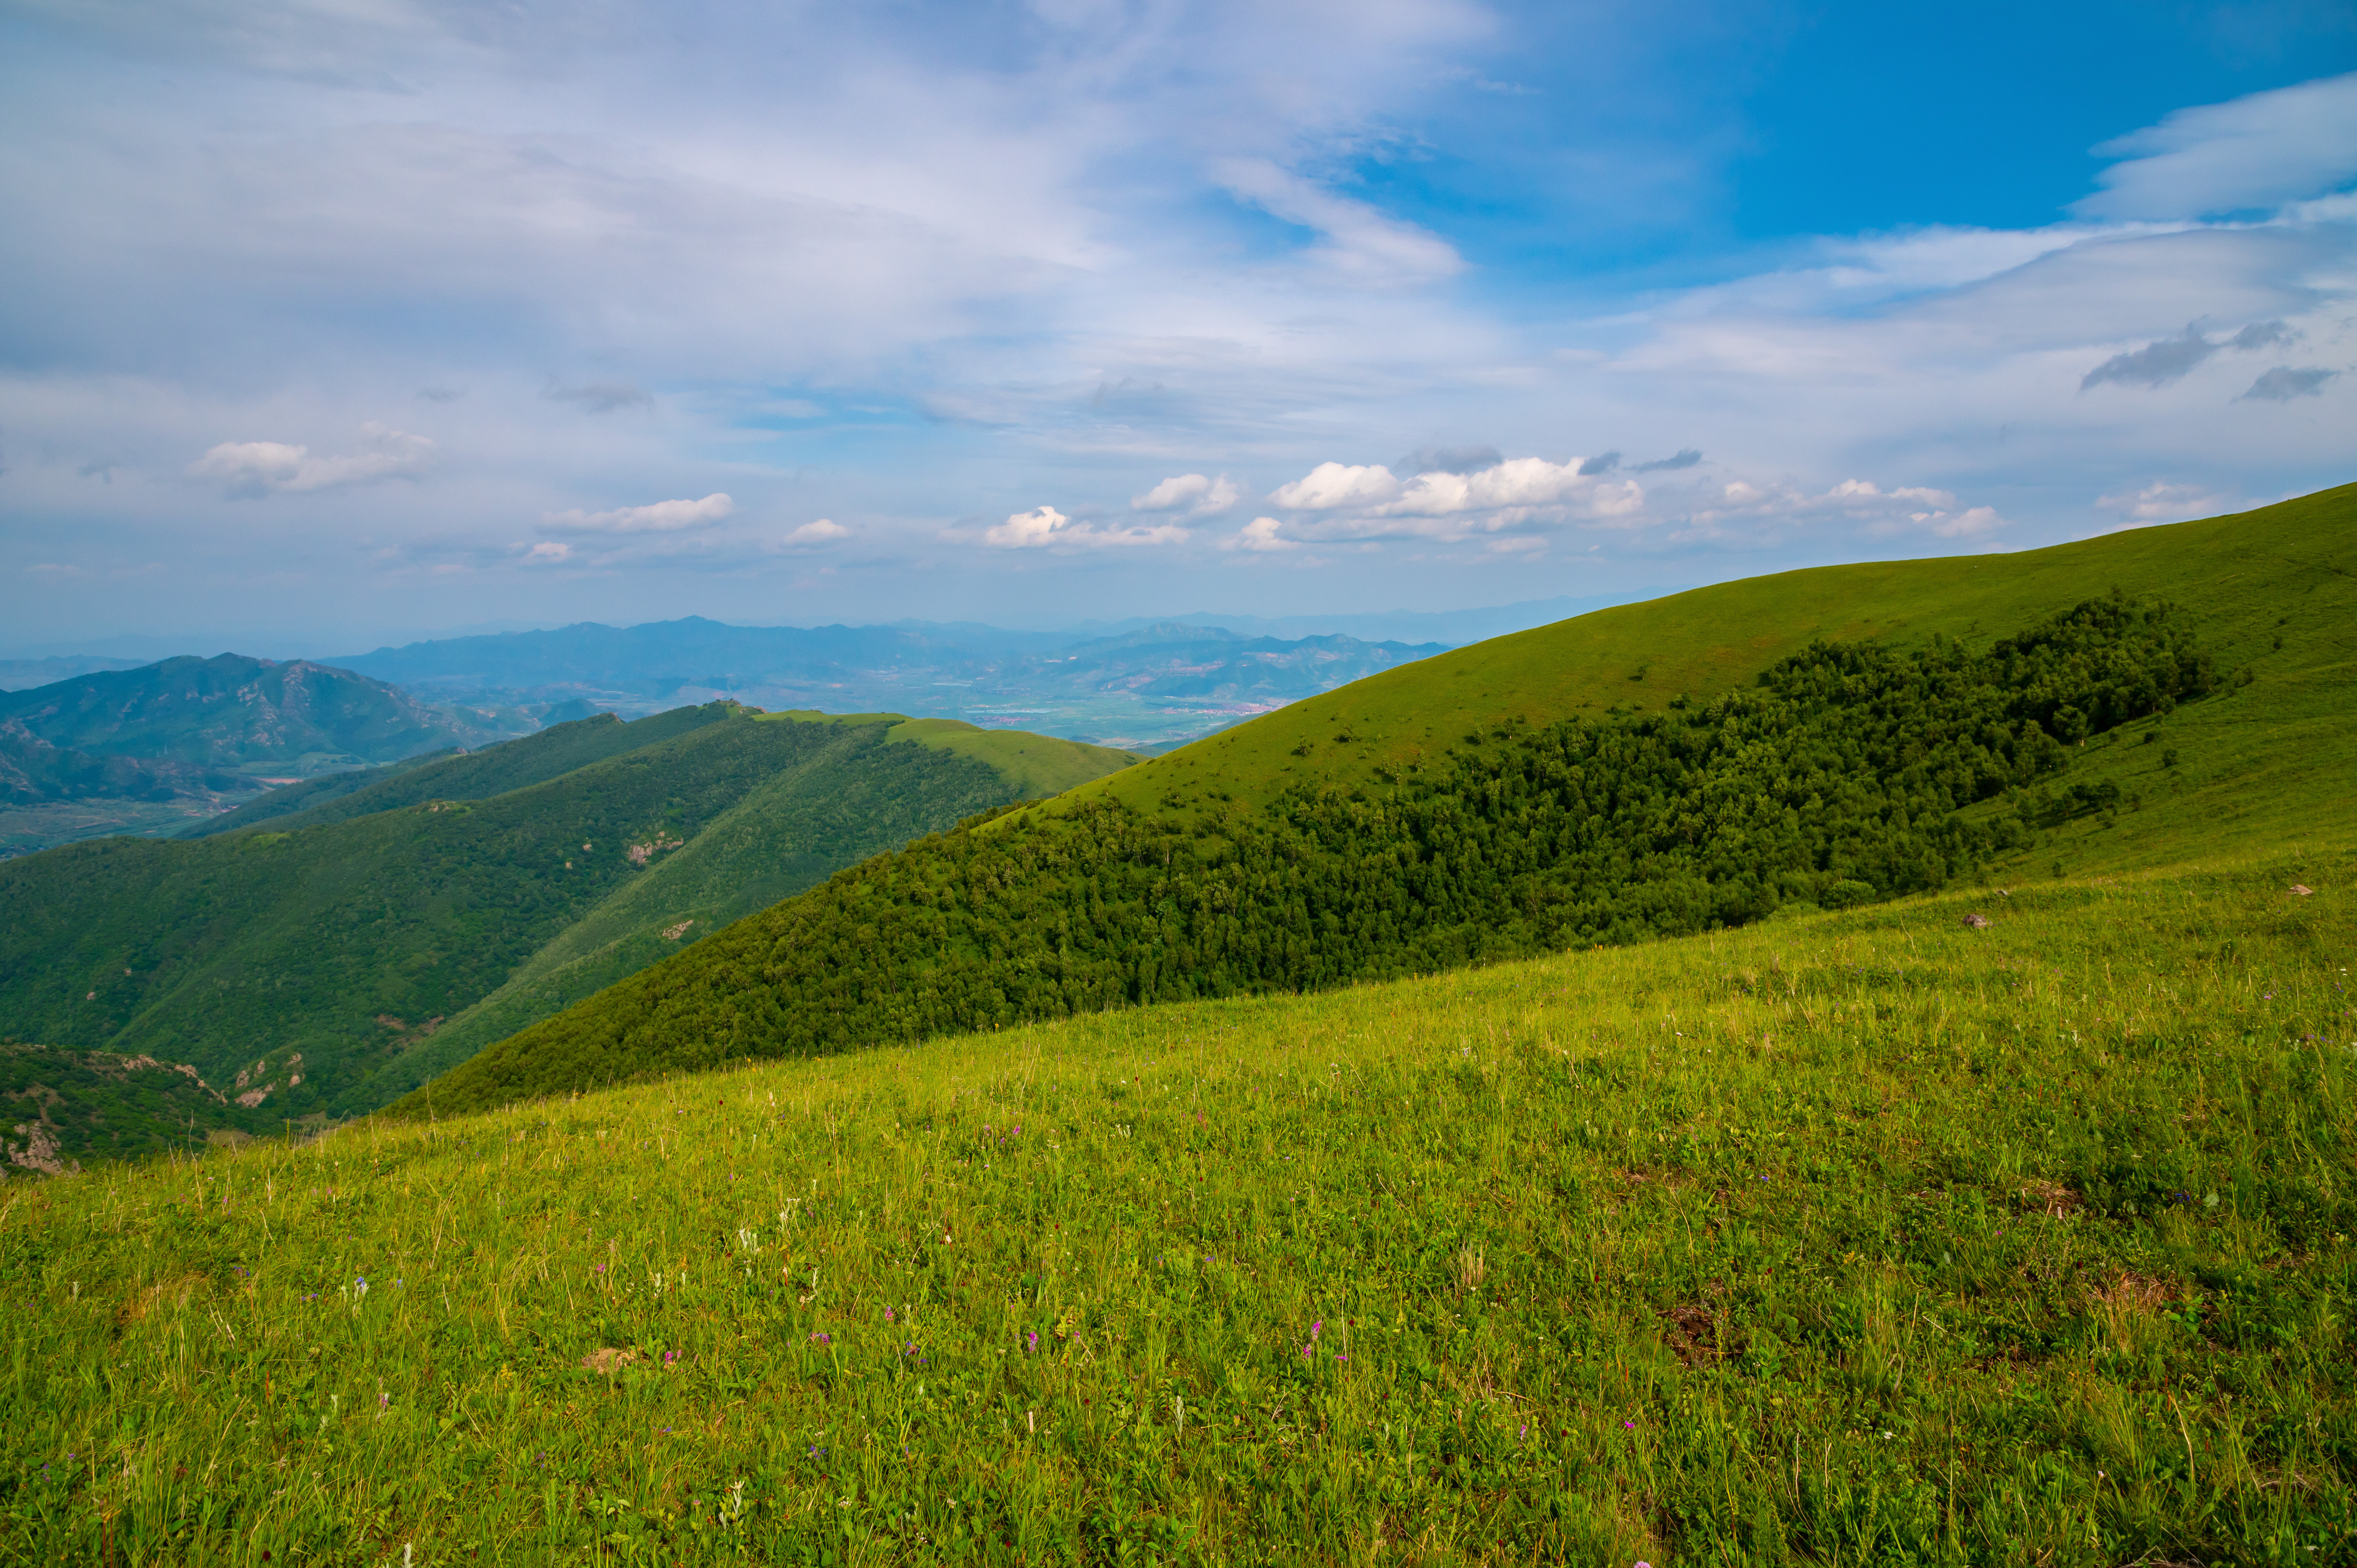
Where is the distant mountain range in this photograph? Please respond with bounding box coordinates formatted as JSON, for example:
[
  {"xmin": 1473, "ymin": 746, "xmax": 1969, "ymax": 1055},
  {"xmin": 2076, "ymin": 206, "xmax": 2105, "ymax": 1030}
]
[
  {"xmin": 330, "ymin": 616, "xmax": 1452, "ymax": 750},
  {"xmin": 0, "ymin": 655, "xmax": 536, "ymax": 856},
  {"xmin": 0, "ymin": 653, "xmax": 523, "ymax": 772}
]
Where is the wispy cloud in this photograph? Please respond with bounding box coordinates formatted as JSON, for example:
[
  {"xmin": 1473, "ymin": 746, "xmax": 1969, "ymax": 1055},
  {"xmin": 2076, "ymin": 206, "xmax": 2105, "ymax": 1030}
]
[
  {"xmin": 540, "ymin": 493, "xmax": 734, "ymax": 534},
  {"xmin": 2075, "ymin": 71, "xmax": 2357, "ymax": 220},
  {"xmin": 2240, "ymin": 366, "xmax": 2339, "ymax": 401},
  {"xmin": 2082, "ymin": 320, "xmax": 2294, "ymax": 389},
  {"xmin": 2096, "ymin": 481, "xmax": 2228, "ymax": 525},
  {"xmin": 188, "ymin": 424, "xmax": 433, "ymax": 497},
  {"xmin": 1131, "ymin": 473, "xmax": 1241, "ymax": 514}
]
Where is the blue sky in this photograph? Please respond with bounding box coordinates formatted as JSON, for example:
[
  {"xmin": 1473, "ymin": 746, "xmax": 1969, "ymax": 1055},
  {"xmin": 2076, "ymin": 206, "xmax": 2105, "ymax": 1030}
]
[{"xmin": 2, "ymin": 0, "xmax": 2352, "ymax": 652}]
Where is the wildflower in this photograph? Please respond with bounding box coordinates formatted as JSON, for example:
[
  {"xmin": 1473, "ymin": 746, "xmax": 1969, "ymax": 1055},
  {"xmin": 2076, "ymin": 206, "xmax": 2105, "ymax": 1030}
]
[
  {"xmin": 884, "ymin": 1308, "xmax": 894, "ymax": 1322},
  {"xmin": 663, "ymin": 1350, "xmax": 680, "ymax": 1367},
  {"xmin": 354, "ymin": 1277, "xmax": 369, "ymax": 1298},
  {"xmin": 1624, "ymin": 1421, "xmax": 1634, "ymax": 1429},
  {"xmin": 378, "ymin": 1392, "xmax": 389, "ymax": 1410},
  {"xmin": 809, "ymin": 1332, "xmax": 832, "ymax": 1344},
  {"xmin": 1027, "ymin": 1331, "xmax": 1039, "ymax": 1354},
  {"xmin": 1311, "ymin": 1320, "xmax": 1323, "ymax": 1341}
]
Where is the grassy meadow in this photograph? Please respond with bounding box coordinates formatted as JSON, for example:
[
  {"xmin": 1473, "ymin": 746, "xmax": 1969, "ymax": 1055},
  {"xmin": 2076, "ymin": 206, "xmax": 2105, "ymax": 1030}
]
[{"xmin": 5, "ymin": 844, "xmax": 2352, "ymax": 1564}]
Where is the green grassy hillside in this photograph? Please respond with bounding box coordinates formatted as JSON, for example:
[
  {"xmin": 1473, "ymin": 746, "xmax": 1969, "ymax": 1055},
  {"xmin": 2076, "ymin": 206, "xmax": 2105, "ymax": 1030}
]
[
  {"xmin": 1066, "ymin": 484, "xmax": 2354, "ymax": 841},
  {"xmin": 0, "ymin": 709, "xmax": 1136, "ymax": 1123},
  {"xmin": 410, "ymin": 487, "xmax": 2354, "ymax": 1116},
  {"xmin": 6, "ymin": 848, "xmax": 2350, "ymax": 1562},
  {"xmin": 187, "ymin": 705, "xmax": 736, "ymax": 838}
]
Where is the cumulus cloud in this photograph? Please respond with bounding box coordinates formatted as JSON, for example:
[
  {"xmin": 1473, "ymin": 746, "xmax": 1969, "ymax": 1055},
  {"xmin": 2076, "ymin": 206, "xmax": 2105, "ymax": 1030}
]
[
  {"xmin": 540, "ymin": 493, "xmax": 735, "ymax": 534},
  {"xmin": 2096, "ymin": 481, "xmax": 2229, "ymax": 525},
  {"xmin": 1220, "ymin": 516, "xmax": 1300, "ymax": 552},
  {"xmin": 1375, "ymin": 457, "xmax": 1604, "ymax": 516},
  {"xmin": 188, "ymin": 424, "xmax": 433, "ymax": 497},
  {"xmin": 2075, "ymin": 71, "xmax": 2357, "ymax": 221},
  {"xmin": 786, "ymin": 518, "xmax": 850, "ymax": 544},
  {"xmin": 2240, "ymin": 366, "xmax": 2339, "ymax": 401},
  {"xmin": 522, "ymin": 541, "xmax": 572, "ymax": 563},
  {"xmin": 1130, "ymin": 473, "xmax": 1240, "ymax": 515},
  {"xmin": 1267, "ymin": 462, "xmax": 1404, "ymax": 511},
  {"xmin": 543, "ymin": 380, "xmax": 654, "ymax": 413},
  {"xmin": 1261, "ymin": 454, "xmax": 1654, "ymax": 544},
  {"xmin": 982, "ymin": 505, "xmax": 1186, "ymax": 549}
]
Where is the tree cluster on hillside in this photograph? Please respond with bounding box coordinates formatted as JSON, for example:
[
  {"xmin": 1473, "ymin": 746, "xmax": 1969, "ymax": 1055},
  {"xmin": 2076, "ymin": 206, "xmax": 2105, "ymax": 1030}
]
[{"xmin": 420, "ymin": 597, "xmax": 2216, "ymax": 1111}]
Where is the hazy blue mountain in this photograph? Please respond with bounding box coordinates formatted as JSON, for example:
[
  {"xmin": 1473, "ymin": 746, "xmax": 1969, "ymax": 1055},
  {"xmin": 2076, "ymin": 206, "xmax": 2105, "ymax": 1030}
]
[{"xmin": 0, "ymin": 655, "xmax": 521, "ymax": 777}]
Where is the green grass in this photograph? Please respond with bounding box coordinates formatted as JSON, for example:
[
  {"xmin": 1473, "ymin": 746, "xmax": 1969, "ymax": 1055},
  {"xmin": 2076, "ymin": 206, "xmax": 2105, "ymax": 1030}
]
[{"xmin": 4, "ymin": 849, "xmax": 2352, "ymax": 1563}]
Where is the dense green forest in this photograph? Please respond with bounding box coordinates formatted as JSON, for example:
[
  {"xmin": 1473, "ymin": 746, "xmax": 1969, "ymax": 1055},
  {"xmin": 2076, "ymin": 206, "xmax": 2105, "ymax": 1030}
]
[
  {"xmin": 0, "ymin": 706, "xmax": 1129, "ymax": 1121},
  {"xmin": 414, "ymin": 595, "xmax": 2215, "ymax": 1113},
  {"xmin": 187, "ymin": 705, "xmax": 732, "ymax": 837},
  {"xmin": 1, "ymin": 1038, "xmax": 274, "ymax": 1172}
]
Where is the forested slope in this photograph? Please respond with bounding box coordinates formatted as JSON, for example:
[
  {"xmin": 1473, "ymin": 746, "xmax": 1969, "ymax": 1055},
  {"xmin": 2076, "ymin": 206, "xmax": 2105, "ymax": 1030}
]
[
  {"xmin": 405, "ymin": 484, "xmax": 2356, "ymax": 1114},
  {"xmin": 187, "ymin": 705, "xmax": 732, "ymax": 837},
  {"xmin": 0, "ymin": 707, "xmax": 1136, "ymax": 1119}
]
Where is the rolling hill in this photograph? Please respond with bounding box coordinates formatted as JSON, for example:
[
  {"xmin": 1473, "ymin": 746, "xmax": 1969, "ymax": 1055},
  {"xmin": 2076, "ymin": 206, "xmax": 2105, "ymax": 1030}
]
[
  {"xmin": 406, "ymin": 484, "xmax": 2356, "ymax": 1115},
  {"xmin": 0, "ymin": 705, "xmax": 1137, "ymax": 1121}
]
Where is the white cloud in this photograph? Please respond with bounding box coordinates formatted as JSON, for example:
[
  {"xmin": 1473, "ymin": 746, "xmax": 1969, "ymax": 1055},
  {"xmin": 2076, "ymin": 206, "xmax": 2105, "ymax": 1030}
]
[
  {"xmin": 522, "ymin": 541, "xmax": 572, "ymax": 563},
  {"xmin": 1220, "ymin": 516, "xmax": 1299, "ymax": 552},
  {"xmin": 188, "ymin": 423, "xmax": 433, "ymax": 497},
  {"xmin": 1678, "ymin": 478, "xmax": 2006, "ymax": 543},
  {"xmin": 786, "ymin": 518, "xmax": 850, "ymax": 544},
  {"xmin": 1375, "ymin": 457, "xmax": 1634, "ymax": 517},
  {"xmin": 982, "ymin": 505, "xmax": 1187, "ymax": 549},
  {"xmin": 1268, "ymin": 462, "xmax": 1403, "ymax": 510},
  {"xmin": 1131, "ymin": 473, "xmax": 1240, "ymax": 514},
  {"xmin": 2095, "ymin": 481, "xmax": 2229, "ymax": 525},
  {"xmin": 540, "ymin": 493, "xmax": 735, "ymax": 534},
  {"xmin": 1215, "ymin": 159, "xmax": 1465, "ymax": 289},
  {"xmin": 2076, "ymin": 72, "xmax": 2357, "ymax": 221},
  {"xmin": 1260, "ymin": 454, "xmax": 1652, "ymax": 543}
]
